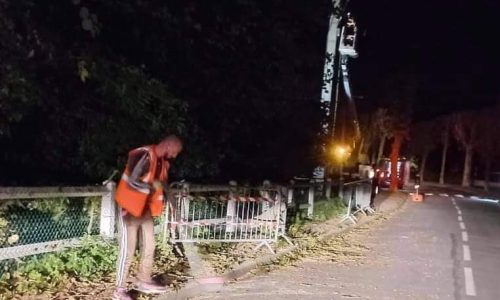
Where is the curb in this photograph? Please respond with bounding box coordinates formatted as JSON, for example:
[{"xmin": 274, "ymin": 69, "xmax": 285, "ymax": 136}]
[{"xmin": 156, "ymin": 192, "xmax": 407, "ymax": 300}]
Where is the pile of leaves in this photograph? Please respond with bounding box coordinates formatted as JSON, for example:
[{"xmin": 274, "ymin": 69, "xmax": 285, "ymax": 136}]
[
  {"xmin": 199, "ymin": 198, "xmax": 347, "ymax": 275},
  {"xmin": 263, "ymin": 210, "xmax": 395, "ymax": 275}
]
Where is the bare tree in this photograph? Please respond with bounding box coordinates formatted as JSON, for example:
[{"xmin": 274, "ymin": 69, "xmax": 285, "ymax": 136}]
[
  {"xmin": 475, "ymin": 106, "xmax": 500, "ymax": 190},
  {"xmin": 382, "ymin": 73, "xmax": 416, "ymax": 192},
  {"xmin": 356, "ymin": 113, "xmax": 377, "ymax": 164},
  {"xmin": 438, "ymin": 116, "xmax": 451, "ymax": 185},
  {"xmin": 452, "ymin": 111, "xmax": 480, "ymax": 187},
  {"xmin": 408, "ymin": 120, "xmax": 437, "ymax": 183},
  {"xmin": 374, "ymin": 108, "xmax": 391, "ymax": 163}
]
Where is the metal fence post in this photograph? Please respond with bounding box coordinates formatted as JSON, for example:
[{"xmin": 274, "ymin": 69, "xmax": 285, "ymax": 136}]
[
  {"xmin": 226, "ymin": 181, "xmax": 237, "ymax": 234},
  {"xmin": 338, "ymin": 174, "xmax": 344, "ymax": 197},
  {"xmin": 307, "ymin": 184, "xmax": 315, "ymax": 218},
  {"xmin": 325, "ymin": 178, "xmax": 332, "ymax": 200},
  {"xmin": 287, "ymin": 187, "xmax": 293, "ymax": 205},
  {"xmin": 261, "ymin": 180, "xmax": 271, "ymax": 211},
  {"xmin": 100, "ymin": 182, "xmax": 116, "ymax": 239},
  {"xmin": 181, "ymin": 186, "xmax": 190, "ymax": 220}
]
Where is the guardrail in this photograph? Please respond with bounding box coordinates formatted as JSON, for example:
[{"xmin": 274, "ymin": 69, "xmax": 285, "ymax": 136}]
[
  {"xmin": 0, "ymin": 177, "xmax": 373, "ymax": 262},
  {"xmin": 0, "ymin": 183, "xmax": 116, "ymax": 261}
]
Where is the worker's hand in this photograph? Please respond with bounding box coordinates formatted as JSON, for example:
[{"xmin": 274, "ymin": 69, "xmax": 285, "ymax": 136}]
[{"xmin": 153, "ymin": 180, "xmax": 163, "ymax": 190}]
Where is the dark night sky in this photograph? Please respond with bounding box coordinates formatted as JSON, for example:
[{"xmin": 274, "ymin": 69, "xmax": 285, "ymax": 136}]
[{"xmin": 349, "ymin": 0, "xmax": 500, "ymax": 120}]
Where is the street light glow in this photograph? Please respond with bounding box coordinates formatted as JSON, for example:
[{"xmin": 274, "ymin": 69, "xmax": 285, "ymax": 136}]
[
  {"xmin": 331, "ymin": 144, "xmax": 351, "ymax": 162},
  {"xmin": 336, "ymin": 146, "xmax": 346, "ymax": 156}
]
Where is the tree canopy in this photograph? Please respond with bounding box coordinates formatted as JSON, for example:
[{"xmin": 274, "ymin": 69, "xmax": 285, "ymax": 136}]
[{"xmin": 0, "ymin": 0, "xmax": 332, "ymax": 185}]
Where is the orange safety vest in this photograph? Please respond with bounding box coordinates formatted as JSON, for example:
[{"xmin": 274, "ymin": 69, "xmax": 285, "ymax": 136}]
[{"xmin": 115, "ymin": 145, "xmax": 169, "ymax": 217}]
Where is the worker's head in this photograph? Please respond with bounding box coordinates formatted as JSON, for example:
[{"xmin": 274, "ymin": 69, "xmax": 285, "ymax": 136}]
[{"xmin": 156, "ymin": 135, "xmax": 183, "ymax": 159}]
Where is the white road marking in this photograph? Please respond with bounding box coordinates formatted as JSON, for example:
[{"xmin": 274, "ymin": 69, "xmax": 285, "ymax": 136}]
[
  {"xmin": 463, "ymin": 245, "xmax": 471, "ymax": 261},
  {"xmin": 464, "ymin": 267, "xmax": 477, "ymax": 296},
  {"xmin": 462, "ymin": 231, "xmax": 469, "ymax": 242},
  {"xmin": 469, "ymin": 197, "xmax": 500, "ymax": 204},
  {"xmin": 458, "ymin": 216, "xmax": 463, "ymax": 221},
  {"xmin": 425, "ymin": 193, "xmax": 434, "ymax": 196},
  {"xmin": 460, "ymin": 222, "xmax": 466, "ymax": 230},
  {"xmin": 455, "ymin": 194, "xmax": 464, "ymax": 198},
  {"xmin": 439, "ymin": 193, "xmax": 449, "ymax": 197},
  {"xmin": 457, "ymin": 210, "xmax": 462, "ymax": 215}
]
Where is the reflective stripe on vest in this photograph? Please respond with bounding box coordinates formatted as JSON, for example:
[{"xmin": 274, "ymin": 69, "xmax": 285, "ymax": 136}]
[{"xmin": 120, "ymin": 174, "xmax": 150, "ymax": 194}]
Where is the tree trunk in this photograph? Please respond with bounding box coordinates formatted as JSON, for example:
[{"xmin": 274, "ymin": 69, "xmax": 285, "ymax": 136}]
[
  {"xmin": 462, "ymin": 146, "xmax": 473, "ymax": 187},
  {"xmin": 419, "ymin": 152, "xmax": 429, "ymax": 183},
  {"xmin": 389, "ymin": 135, "xmax": 403, "ymax": 192},
  {"xmin": 439, "ymin": 122, "xmax": 449, "ymax": 185},
  {"xmin": 377, "ymin": 134, "xmax": 386, "ymax": 164},
  {"xmin": 357, "ymin": 137, "xmax": 367, "ymax": 163},
  {"xmin": 370, "ymin": 150, "xmax": 376, "ymax": 165},
  {"xmin": 484, "ymin": 158, "xmax": 491, "ymax": 191}
]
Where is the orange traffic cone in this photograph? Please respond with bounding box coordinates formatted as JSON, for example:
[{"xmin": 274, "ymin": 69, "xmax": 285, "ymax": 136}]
[{"xmin": 411, "ymin": 185, "xmax": 424, "ymax": 202}]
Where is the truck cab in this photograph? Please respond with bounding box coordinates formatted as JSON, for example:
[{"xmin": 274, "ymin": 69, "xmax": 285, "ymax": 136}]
[{"xmin": 376, "ymin": 158, "xmax": 409, "ymax": 189}]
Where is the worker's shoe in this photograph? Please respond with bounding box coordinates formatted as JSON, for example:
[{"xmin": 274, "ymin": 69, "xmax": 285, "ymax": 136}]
[
  {"xmin": 112, "ymin": 287, "xmax": 133, "ymax": 300},
  {"xmin": 134, "ymin": 280, "xmax": 168, "ymax": 294}
]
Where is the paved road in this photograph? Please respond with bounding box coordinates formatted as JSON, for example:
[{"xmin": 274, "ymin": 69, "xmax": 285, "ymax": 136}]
[{"xmin": 195, "ymin": 189, "xmax": 500, "ymax": 300}]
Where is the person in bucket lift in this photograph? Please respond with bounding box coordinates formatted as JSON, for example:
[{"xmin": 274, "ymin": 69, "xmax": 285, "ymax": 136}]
[{"xmin": 113, "ymin": 135, "xmax": 182, "ymax": 300}]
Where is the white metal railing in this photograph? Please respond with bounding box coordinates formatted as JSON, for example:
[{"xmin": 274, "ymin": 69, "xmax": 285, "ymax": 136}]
[
  {"xmin": 0, "ymin": 183, "xmax": 116, "ymax": 260},
  {"xmin": 0, "ymin": 178, "xmax": 373, "ymax": 261},
  {"xmin": 339, "ymin": 179, "xmax": 374, "ymax": 225},
  {"xmin": 163, "ymin": 183, "xmax": 291, "ymax": 253}
]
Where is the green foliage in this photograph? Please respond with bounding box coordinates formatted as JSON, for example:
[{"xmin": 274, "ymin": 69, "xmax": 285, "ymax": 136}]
[
  {"xmin": 62, "ymin": 236, "xmax": 118, "ymax": 279},
  {"xmin": 77, "ymin": 60, "xmax": 91, "ymax": 82},
  {"xmin": 0, "ymin": 216, "xmax": 10, "ymax": 247},
  {"xmin": 0, "ymin": 197, "xmax": 100, "ymax": 248},
  {"xmin": 0, "ymin": 236, "xmax": 118, "ymax": 296},
  {"xmin": 77, "ymin": 61, "xmax": 189, "ymax": 180},
  {"xmin": 0, "ymin": 0, "xmax": 330, "ymax": 185},
  {"xmin": 29, "ymin": 198, "xmax": 71, "ymax": 221},
  {"xmin": 311, "ymin": 198, "xmax": 345, "ymax": 222},
  {"xmin": 0, "ymin": 68, "xmax": 40, "ymax": 137},
  {"xmin": 288, "ymin": 198, "xmax": 345, "ymax": 236}
]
